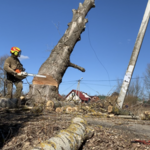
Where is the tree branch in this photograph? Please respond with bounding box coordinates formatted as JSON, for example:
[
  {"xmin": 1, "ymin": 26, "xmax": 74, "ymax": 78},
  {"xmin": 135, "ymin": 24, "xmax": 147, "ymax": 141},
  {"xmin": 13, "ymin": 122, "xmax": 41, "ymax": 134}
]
[{"xmin": 69, "ymin": 62, "xmax": 85, "ymax": 72}]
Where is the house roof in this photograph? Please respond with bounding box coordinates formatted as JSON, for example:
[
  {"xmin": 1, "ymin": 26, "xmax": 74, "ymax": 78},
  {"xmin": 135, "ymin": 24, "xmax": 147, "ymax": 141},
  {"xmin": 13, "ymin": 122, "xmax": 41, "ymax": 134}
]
[
  {"xmin": 58, "ymin": 94, "xmax": 63, "ymax": 99},
  {"xmin": 65, "ymin": 89, "xmax": 90, "ymax": 101}
]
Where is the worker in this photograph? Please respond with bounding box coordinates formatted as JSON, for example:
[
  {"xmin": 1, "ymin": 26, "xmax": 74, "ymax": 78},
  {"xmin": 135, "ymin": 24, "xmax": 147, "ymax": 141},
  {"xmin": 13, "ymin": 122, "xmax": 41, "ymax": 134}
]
[{"xmin": 4, "ymin": 47, "xmax": 27, "ymax": 107}]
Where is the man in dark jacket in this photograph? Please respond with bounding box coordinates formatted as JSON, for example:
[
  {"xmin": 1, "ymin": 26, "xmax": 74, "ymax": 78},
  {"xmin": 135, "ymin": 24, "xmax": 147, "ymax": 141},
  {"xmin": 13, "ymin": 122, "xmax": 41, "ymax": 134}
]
[{"xmin": 4, "ymin": 47, "xmax": 27, "ymax": 106}]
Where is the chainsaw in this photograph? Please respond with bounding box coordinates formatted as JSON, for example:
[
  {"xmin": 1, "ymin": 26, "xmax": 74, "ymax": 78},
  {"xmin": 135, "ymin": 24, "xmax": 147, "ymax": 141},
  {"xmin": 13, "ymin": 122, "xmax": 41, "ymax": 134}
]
[{"xmin": 15, "ymin": 69, "xmax": 46, "ymax": 78}]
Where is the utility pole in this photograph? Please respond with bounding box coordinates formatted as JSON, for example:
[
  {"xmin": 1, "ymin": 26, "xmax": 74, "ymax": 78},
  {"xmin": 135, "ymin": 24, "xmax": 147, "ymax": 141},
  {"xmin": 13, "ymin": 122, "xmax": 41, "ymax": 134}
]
[
  {"xmin": 76, "ymin": 77, "xmax": 83, "ymax": 100},
  {"xmin": 117, "ymin": 0, "xmax": 150, "ymax": 109}
]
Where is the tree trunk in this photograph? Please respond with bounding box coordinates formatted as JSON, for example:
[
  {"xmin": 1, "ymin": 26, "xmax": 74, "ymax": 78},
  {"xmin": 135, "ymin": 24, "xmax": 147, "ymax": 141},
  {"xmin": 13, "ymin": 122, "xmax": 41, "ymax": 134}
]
[
  {"xmin": 28, "ymin": 0, "xmax": 95, "ymax": 103},
  {"xmin": 32, "ymin": 117, "xmax": 94, "ymax": 150}
]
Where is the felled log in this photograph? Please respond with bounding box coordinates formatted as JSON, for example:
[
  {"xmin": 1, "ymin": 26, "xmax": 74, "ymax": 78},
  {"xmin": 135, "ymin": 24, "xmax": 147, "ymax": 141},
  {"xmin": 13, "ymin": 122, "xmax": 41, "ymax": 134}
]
[
  {"xmin": 31, "ymin": 104, "xmax": 44, "ymax": 114},
  {"xmin": 66, "ymin": 106, "xmax": 73, "ymax": 113},
  {"xmin": 108, "ymin": 105, "xmax": 113, "ymax": 113},
  {"xmin": 55, "ymin": 106, "xmax": 79, "ymax": 114},
  {"xmin": 55, "ymin": 107, "xmax": 62, "ymax": 113},
  {"xmin": 32, "ymin": 117, "xmax": 94, "ymax": 150},
  {"xmin": 99, "ymin": 107, "xmax": 107, "ymax": 113},
  {"xmin": 0, "ymin": 98, "xmax": 17, "ymax": 108},
  {"xmin": 107, "ymin": 114, "xmax": 115, "ymax": 118},
  {"xmin": 103, "ymin": 95, "xmax": 118, "ymax": 108},
  {"xmin": 107, "ymin": 105, "xmax": 131, "ymax": 115},
  {"xmin": 116, "ymin": 115, "xmax": 139, "ymax": 119},
  {"xmin": 46, "ymin": 99, "xmax": 76, "ymax": 111},
  {"xmin": 89, "ymin": 101, "xmax": 104, "ymax": 108},
  {"xmin": 72, "ymin": 107, "xmax": 78, "ymax": 112},
  {"xmin": 139, "ymin": 111, "xmax": 150, "ymax": 120},
  {"xmin": 87, "ymin": 112, "xmax": 107, "ymax": 117}
]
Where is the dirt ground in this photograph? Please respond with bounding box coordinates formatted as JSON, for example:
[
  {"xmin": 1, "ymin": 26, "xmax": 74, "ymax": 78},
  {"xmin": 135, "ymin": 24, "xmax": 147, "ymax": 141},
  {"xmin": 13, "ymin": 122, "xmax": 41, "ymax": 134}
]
[{"xmin": 0, "ymin": 108, "xmax": 150, "ymax": 150}]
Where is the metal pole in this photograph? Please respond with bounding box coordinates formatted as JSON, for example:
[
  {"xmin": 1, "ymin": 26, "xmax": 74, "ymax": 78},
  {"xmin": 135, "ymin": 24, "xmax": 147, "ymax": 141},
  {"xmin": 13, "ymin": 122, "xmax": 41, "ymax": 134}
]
[
  {"xmin": 117, "ymin": 0, "xmax": 150, "ymax": 109},
  {"xmin": 76, "ymin": 77, "xmax": 83, "ymax": 101}
]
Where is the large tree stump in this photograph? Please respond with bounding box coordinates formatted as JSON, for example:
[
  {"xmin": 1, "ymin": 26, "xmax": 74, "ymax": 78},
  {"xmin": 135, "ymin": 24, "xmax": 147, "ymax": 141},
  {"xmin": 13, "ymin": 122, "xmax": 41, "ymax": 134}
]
[
  {"xmin": 32, "ymin": 117, "xmax": 94, "ymax": 150},
  {"xmin": 28, "ymin": 0, "xmax": 95, "ymax": 103}
]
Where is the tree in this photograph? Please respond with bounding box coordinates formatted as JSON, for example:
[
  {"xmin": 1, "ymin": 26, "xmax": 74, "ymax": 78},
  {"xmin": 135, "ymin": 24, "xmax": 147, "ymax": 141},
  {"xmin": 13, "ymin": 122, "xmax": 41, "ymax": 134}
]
[
  {"xmin": 0, "ymin": 55, "xmax": 9, "ymax": 96},
  {"xmin": 144, "ymin": 63, "xmax": 150, "ymax": 99},
  {"xmin": 115, "ymin": 76, "xmax": 145, "ymax": 106},
  {"xmin": 28, "ymin": 0, "xmax": 95, "ymax": 103}
]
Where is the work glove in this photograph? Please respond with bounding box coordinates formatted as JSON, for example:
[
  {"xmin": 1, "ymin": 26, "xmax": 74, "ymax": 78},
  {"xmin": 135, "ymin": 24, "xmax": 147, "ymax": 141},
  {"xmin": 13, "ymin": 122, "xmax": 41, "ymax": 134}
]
[{"xmin": 13, "ymin": 72, "xmax": 18, "ymax": 76}]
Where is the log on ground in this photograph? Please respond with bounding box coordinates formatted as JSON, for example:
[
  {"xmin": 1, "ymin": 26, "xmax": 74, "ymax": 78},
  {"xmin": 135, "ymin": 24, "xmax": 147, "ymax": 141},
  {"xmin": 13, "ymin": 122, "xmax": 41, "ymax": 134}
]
[
  {"xmin": 32, "ymin": 117, "xmax": 94, "ymax": 150},
  {"xmin": 46, "ymin": 99, "xmax": 76, "ymax": 111},
  {"xmin": 0, "ymin": 98, "xmax": 17, "ymax": 108},
  {"xmin": 107, "ymin": 105, "xmax": 131, "ymax": 115},
  {"xmin": 140, "ymin": 111, "xmax": 150, "ymax": 120}
]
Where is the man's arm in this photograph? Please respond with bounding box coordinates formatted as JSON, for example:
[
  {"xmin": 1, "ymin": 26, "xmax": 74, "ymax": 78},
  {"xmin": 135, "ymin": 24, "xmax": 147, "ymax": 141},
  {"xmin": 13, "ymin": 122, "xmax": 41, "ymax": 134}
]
[{"xmin": 4, "ymin": 58, "xmax": 16, "ymax": 75}]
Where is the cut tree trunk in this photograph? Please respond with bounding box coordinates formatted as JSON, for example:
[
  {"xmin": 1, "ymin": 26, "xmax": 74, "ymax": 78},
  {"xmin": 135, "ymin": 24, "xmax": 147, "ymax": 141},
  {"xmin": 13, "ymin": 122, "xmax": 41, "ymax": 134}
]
[
  {"xmin": 32, "ymin": 117, "xmax": 94, "ymax": 150},
  {"xmin": 28, "ymin": 0, "xmax": 95, "ymax": 103}
]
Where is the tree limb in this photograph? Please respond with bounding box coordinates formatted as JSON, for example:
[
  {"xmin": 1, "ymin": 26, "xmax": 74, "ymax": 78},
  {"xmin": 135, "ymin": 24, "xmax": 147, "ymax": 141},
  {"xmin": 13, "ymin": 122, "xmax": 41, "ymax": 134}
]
[{"xmin": 69, "ymin": 62, "xmax": 85, "ymax": 72}]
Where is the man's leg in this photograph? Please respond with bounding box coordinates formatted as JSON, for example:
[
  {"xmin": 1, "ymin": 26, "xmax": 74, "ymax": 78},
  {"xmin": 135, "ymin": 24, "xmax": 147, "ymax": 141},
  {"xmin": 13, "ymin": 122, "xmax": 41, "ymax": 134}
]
[
  {"xmin": 5, "ymin": 80, "xmax": 13, "ymax": 99},
  {"xmin": 14, "ymin": 81, "xmax": 23, "ymax": 106}
]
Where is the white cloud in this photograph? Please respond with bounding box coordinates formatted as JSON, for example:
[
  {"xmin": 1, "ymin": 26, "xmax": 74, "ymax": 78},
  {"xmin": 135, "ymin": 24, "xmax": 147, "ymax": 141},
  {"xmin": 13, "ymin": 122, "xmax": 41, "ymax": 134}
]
[{"xmin": 18, "ymin": 55, "xmax": 29, "ymax": 61}]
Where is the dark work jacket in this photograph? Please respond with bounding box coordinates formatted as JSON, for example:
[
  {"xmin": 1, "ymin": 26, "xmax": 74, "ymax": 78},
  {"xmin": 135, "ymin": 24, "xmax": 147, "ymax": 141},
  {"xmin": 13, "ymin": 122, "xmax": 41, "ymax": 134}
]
[{"xmin": 4, "ymin": 55, "xmax": 25, "ymax": 82}]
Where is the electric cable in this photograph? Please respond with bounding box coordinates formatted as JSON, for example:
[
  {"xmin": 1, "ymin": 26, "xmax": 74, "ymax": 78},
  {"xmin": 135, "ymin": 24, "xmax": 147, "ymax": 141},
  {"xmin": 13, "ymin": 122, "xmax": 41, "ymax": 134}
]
[
  {"xmin": 81, "ymin": 82, "xmax": 99, "ymax": 93},
  {"xmin": 87, "ymin": 14, "xmax": 111, "ymax": 87},
  {"xmin": 61, "ymin": 82, "xmax": 77, "ymax": 93},
  {"xmin": 61, "ymin": 76, "xmax": 145, "ymax": 83}
]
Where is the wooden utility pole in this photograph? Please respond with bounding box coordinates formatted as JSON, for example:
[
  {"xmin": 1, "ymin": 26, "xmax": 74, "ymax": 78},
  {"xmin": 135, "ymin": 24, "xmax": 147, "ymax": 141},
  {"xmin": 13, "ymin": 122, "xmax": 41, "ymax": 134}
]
[{"xmin": 117, "ymin": 0, "xmax": 150, "ymax": 109}]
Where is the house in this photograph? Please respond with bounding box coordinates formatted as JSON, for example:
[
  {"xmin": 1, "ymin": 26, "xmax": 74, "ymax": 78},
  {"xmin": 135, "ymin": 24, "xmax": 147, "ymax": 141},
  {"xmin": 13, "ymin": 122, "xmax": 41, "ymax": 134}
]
[
  {"xmin": 90, "ymin": 96, "xmax": 100, "ymax": 102},
  {"xmin": 65, "ymin": 90, "xmax": 91, "ymax": 103}
]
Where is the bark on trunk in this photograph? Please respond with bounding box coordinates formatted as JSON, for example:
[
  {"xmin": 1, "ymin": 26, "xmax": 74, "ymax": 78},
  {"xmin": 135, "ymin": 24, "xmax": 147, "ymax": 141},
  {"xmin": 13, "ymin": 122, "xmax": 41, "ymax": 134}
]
[
  {"xmin": 32, "ymin": 117, "xmax": 94, "ymax": 150},
  {"xmin": 28, "ymin": 0, "xmax": 95, "ymax": 103}
]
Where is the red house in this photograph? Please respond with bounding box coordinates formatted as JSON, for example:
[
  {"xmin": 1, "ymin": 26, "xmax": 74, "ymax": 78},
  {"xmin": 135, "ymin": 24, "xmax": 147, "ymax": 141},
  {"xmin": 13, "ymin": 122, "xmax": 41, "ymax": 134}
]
[{"xmin": 65, "ymin": 89, "xmax": 91, "ymax": 103}]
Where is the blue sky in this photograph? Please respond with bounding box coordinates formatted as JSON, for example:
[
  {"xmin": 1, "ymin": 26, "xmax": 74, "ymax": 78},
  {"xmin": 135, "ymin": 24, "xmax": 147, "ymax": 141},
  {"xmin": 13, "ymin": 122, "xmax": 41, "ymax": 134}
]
[{"xmin": 0, "ymin": 0, "xmax": 150, "ymax": 96}]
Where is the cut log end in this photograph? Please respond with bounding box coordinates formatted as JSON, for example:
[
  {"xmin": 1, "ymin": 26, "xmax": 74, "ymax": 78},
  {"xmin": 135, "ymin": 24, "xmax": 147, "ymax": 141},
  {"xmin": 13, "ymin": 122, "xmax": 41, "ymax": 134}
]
[
  {"xmin": 56, "ymin": 107, "xmax": 62, "ymax": 113},
  {"xmin": 46, "ymin": 100, "xmax": 54, "ymax": 112},
  {"xmin": 108, "ymin": 105, "xmax": 113, "ymax": 113},
  {"xmin": 66, "ymin": 107, "xmax": 73, "ymax": 113}
]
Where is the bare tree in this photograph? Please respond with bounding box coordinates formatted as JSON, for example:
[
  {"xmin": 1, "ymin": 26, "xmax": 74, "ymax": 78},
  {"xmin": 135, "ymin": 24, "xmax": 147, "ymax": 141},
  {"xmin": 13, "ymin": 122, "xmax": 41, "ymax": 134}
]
[
  {"xmin": 127, "ymin": 76, "xmax": 144, "ymax": 99},
  {"xmin": 115, "ymin": 78, "xmax": 122, "ymax": 93},
  {"xmin": 0, "ymin": 55, "xmax": 9, "ymax": 96},
  {"xmin": 144, "ymin": 64, "xmax": 150, "ymax": 99},
  {"xmin": 115, "ymin": 76, "xmax": 144, "ymax": 100},
  {"xmin": 28, "ymin": 0, "xmax": 95, "ymax": 103}
]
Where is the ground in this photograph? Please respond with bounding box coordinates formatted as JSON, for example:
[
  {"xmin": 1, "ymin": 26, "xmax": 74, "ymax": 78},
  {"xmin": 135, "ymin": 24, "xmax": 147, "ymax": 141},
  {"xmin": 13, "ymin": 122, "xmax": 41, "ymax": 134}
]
[{"xmin": 0, "ymin": 108, "xmax": 150, "ymax": 150}]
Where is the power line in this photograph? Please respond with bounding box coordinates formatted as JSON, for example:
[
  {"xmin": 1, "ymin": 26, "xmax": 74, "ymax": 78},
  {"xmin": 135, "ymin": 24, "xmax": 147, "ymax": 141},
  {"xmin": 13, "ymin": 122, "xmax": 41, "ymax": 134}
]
[
  {"xmin": 61, "ymin": 76, "xmax": 145, "ymax": 83},
  {"xmin": 61, "ymin": 82, "xmax": 77, "ymax": 93},
  {"xmin": 81, "ymin": 82, "xmax": 98, "ymax": 92},
  {"xmin": 82, "ymin": 82, "xmax": 114, "ymax": 86},
  {"xmin": 87, "ymin": 14, "xmax": 111, "ymax": 87}
]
